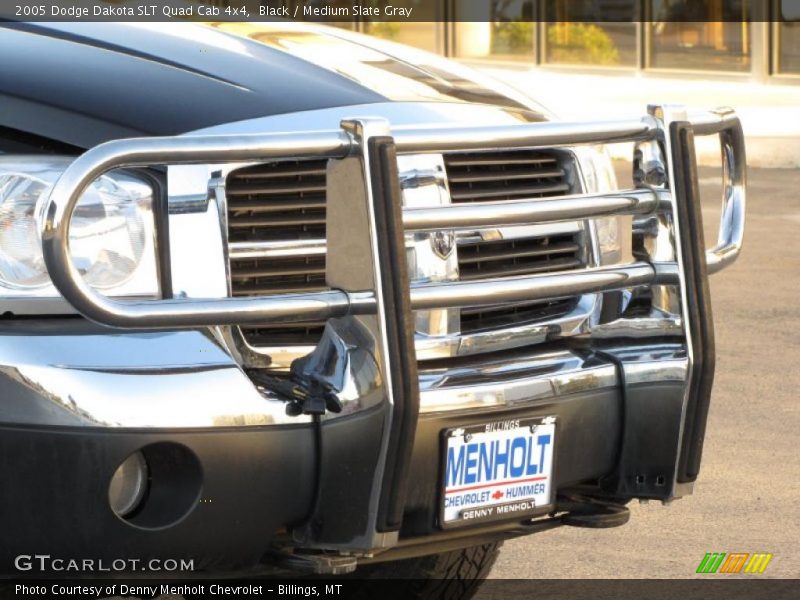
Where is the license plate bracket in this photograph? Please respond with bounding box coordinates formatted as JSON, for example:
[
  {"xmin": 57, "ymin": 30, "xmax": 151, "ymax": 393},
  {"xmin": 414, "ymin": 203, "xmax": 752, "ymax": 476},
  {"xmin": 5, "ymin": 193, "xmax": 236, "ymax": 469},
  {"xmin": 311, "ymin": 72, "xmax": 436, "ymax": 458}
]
[{"xmin": 439, "ymin": 416, "xmax": 556, "ymax": 529}]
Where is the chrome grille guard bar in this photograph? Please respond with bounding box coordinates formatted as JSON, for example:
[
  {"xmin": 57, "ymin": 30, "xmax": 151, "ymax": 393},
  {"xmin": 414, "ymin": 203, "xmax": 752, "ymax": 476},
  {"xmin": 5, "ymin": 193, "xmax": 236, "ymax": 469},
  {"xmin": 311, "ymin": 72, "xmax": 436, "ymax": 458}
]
[
  {"xmin": 41, "ymin": 107, "xmax": 745, "ymax": 330},
  {"xmin": 688, "ymin": 109, "xmax": 746, "ymax": 274}
]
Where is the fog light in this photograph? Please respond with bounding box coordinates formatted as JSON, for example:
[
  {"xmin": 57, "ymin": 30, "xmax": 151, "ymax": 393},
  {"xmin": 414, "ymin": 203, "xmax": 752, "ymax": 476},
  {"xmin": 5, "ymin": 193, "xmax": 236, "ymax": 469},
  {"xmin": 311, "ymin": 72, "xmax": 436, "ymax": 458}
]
[{"xmin": 109, "ymin": 451, "xmax": 149, "ymax": 518}]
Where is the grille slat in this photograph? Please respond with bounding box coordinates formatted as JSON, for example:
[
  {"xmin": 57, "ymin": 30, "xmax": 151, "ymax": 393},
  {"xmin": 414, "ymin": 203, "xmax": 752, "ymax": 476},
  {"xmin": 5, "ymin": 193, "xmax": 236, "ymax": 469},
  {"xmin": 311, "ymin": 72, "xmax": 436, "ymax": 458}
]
[
  {"xmin": 226, "ymin": 183, "xmax": 326, "ymax": 196},
  {"xmin": 458, "ymin": 257, "xmax": 584, "ymax": 281},
  {"xmin": 229, "ymin": 165, "xmax": 327, "ymax": 180},
  {"xmin": 445, "ymin": 155, "xmax": 559, "ymax": 167},
  {"xmin": 232, "ymin": 283, "xmax": 328, "ymax": 296},
  {"xmin": 448, "ymin": 168, "xmax": 565, "ymax": 183},
  {"xmin": 238, "ymin": 325, "xmax": 326, "ymax": 346},
  {"xmin": 227, "ymin": 197, "xmax": 327, "ymax": 213},
  {"xmin": 457, "ymin": 240, "xmax": 580, "ymax": 264},
  {"xmin": 449, "ymin": 182, "xmax": 571, "ymax": 201},
  {"xmin": 228, "ymin": 213, "xmax": 327, "ymax": 229},
  {"xmin": 230, "ymin": 225, "xmax": 326, "ymax": 242},
  {"xmin": 231, "ymin": 265, "xmax": 327, "ymax": 280}
]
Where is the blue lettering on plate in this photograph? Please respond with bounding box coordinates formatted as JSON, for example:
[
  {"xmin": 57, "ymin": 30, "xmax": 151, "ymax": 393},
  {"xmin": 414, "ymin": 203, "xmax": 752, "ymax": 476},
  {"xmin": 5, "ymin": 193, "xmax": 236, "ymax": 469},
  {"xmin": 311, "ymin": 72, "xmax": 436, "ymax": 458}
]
[
  {"xmin": 445, "ymin": 428, "xmax": 553, "ymax": 488},
  {"xmin": 509, "ymin": 437, "xmax": 527, "ymax": 478},
  {"xmin": 537, "ymin": 434, "xmax": 551, "ymax": 472},
  {"xmin": 446, "ymin": 446, "xmax": 464, "ymax": 487},
  {"xmin": 493, "ymin": 439, "xmax": 510, "ymax": 480},
  {"xmin": 464, "ymin": 443, "xmax": 479, "ymax": 484},
  {"xmin": 478, "ymin": 442, "xmax": 493, "ymax": 482}
]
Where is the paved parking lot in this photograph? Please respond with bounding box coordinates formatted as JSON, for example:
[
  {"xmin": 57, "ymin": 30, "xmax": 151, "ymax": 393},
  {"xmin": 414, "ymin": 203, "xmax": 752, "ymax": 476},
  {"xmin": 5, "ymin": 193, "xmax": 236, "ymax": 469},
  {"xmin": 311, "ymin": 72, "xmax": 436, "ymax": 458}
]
[
  {"xmin": 42, "ymin": 168, "xmax": 800, "ymax": 595},
  {"xmin": 491, "ymin": 165, "xmax": 800, "ymax": 579}
]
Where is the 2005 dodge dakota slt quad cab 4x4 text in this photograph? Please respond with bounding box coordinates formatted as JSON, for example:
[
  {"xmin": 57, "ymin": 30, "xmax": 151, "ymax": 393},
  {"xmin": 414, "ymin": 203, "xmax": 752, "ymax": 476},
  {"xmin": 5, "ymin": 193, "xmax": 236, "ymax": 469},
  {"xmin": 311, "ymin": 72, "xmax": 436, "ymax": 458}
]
[{"xmin": 0, "ymin": 21, "xmax": 745, "ymax": 591}]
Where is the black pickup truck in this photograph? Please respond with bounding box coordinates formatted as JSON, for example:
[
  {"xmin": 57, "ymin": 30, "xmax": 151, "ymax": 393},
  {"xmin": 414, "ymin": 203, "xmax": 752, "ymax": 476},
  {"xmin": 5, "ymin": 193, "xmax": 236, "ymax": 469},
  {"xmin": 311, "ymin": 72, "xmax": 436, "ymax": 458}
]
[{"xmin": 0, "ymin": 21, "xmax": 745, "ymax": 592}]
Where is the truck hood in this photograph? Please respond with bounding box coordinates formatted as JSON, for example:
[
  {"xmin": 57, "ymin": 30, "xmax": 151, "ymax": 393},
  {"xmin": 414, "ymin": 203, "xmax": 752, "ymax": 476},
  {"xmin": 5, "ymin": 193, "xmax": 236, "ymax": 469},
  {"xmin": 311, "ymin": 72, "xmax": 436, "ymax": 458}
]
[
  {"xmin": 0, "ymin": 22, "xmax": 547, "ymax": 149},
  {"xmin": 189, "ymin": 101, "xmax": 551, "ymax": 139}
]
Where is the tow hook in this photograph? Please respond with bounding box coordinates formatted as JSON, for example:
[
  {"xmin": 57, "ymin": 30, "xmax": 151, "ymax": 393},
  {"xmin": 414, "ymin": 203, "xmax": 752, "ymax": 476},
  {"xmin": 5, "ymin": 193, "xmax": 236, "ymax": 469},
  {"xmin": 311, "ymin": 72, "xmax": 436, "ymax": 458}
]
[
  {"xmin": 247, "ymin": 321, "xmax": 381, "ymax": 416},
  {"xmin": 557, "ymin": 495, "xmax": 631, "ymax": 529},
  {"xmin": 264, "ymin": 549, "xmax": 358, "ymax": 575},
  {"xmin": 246, "ymin": 370, "xmax": 343, "ymax": 416}
]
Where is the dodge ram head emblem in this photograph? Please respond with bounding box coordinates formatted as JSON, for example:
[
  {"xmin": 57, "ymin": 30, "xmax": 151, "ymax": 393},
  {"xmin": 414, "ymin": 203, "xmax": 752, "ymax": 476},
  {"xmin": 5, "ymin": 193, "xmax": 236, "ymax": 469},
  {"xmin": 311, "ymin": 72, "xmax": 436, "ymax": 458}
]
[{"xmin": 431, "ymin": 230, "xmax": 455, "ymax": 259}]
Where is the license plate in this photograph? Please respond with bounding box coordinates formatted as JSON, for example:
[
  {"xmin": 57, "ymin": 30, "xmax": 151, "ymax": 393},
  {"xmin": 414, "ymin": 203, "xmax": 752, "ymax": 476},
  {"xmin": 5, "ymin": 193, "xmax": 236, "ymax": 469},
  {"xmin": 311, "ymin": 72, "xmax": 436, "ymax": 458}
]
[{"xmin": 440, "ymin": 417, "xmax": 556, "ymax": 528}]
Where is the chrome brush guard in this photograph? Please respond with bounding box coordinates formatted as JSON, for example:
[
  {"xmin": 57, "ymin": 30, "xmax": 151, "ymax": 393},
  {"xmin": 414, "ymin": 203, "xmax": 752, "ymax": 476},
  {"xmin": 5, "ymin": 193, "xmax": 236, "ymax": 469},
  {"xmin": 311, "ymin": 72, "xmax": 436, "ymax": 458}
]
[
  {"xmin": 39, "ymin": 105, "xmax": 745, "ymax": 550},
  {"xmin": 41, "ymin": 107, "xmax": 744, "ymax": 330}
]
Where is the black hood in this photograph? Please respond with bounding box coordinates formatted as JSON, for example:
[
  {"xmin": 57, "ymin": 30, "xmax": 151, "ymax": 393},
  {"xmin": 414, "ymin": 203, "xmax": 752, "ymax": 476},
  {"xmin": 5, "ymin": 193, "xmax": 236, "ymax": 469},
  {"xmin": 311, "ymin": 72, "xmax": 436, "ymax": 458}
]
[{"xmin": 0, "ymin": 22, "xmax": 541, "ymax": 149}]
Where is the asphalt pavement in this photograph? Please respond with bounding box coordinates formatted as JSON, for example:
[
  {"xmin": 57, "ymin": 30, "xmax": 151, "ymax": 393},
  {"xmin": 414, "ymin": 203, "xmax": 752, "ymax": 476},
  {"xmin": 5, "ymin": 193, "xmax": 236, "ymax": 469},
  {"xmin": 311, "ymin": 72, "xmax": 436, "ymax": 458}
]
[{"xmin": 490, "ymin": 165, "xmax": 800, "ymax": 579}]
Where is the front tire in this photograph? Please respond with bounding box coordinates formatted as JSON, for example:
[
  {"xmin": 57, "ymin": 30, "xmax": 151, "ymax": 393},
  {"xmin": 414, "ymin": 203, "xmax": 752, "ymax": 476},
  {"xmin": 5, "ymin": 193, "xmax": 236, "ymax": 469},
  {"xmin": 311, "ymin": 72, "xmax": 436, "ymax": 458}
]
[{"xmin": 352, "ymin": 542, "xmax": 502, "ymax": 599}]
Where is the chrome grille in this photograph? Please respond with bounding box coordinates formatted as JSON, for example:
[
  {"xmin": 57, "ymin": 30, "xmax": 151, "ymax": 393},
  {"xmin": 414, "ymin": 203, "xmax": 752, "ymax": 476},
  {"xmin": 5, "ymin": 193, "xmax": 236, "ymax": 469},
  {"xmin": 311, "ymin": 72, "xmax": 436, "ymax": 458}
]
[
  {"xmin": 460, "ymin": 298, "xmax": 581, "ymax": 334},
  {"xmin": 228, "ymin": 149, "xmax": 585, "ymax": 350},
  {"xmin": 227, "ymin": 160, "xmax": 329, "ymax": 345},
  {"xmin": 226, "ymin": 160, "xmax": 327, "ymax": 243},
  {"xmin": 444, "ymin": 149, "xmax": 584, "ymax": 333},
  {"xmin": 443, "ymin": 149, "xmax": 570, "ymax": 202},
  {"xmin": 457, "ymin": 234, "xmax": 583, "ymax": 281}
]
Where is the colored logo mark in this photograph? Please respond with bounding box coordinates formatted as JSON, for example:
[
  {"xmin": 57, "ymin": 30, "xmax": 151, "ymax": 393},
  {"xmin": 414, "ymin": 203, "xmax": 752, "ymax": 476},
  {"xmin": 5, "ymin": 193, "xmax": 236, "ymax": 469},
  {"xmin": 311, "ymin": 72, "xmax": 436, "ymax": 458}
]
[{"xmin": 696, "ymin": 552, "xmax": 773, "ymax": 574}]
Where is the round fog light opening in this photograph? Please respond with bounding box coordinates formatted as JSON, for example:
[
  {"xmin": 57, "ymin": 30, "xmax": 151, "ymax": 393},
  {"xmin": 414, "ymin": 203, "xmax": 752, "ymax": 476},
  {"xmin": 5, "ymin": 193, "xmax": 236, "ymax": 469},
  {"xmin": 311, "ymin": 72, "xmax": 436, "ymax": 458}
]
[{"xmin": 109, "ymin": 451, "xmax": 149, "ymax": 518}]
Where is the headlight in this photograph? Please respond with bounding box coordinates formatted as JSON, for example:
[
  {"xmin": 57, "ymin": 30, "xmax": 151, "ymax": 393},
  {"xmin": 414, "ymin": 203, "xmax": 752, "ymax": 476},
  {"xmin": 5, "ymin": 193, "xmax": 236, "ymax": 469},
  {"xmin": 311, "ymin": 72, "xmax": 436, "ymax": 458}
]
[
  {"xmin": 573, "ymin": 146, "xmax": 631, "ymax": 266},
  {"xmin": 0, "ymin": 157, "xmax": 159, "ymax": 298},
  {"xmin": 595, "ymin": 216, "xmax": 622, "ymax": 265}
]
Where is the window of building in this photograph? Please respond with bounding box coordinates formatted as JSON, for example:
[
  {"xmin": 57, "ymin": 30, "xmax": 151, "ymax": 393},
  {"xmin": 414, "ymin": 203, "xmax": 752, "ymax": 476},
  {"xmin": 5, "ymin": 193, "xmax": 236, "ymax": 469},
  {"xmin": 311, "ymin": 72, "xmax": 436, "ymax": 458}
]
[
  {"xmin": 648, "ymin": 1, "xmax": 751, "ymax": 72},
  {"xmin": 453, "ymin": 0, "xmax": 535, "ymax": 60},
  {"xmin": 362, "ymin": 22, "xmax": 441, "ymax": 53},
  {"xmin": 273, "ymin": 0, "xmax": 797, "ymax": 84},
  {"xmin": 542, "ymin": 1, "xmax": 638, "ymax": 67},
  {"xmin": 361, "ymin": 1, "xmax": 441, "ymax": 53},
  {"xmin": 776, "ymin": 0, "xmax": 800, "ymax": 74}
]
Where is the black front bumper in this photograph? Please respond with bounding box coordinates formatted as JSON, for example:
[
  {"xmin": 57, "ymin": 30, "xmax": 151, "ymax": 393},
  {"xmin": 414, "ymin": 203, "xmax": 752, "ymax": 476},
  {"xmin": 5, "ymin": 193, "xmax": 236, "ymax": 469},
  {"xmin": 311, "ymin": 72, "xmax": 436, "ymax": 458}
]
[
  {"xmin": 0, "ymin": 318, "xmax": 697, "ymax": 576},
  {"xmin": 0, "ymin": 376, "xmax": 687, "ymax": 577}
]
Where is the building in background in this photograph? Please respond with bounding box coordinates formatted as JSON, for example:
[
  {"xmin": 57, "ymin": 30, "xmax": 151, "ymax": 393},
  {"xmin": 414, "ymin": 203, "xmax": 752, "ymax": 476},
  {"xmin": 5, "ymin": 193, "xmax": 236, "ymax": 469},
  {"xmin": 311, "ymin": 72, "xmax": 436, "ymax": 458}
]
[{"xmin": 290, "ymin": 0, "xmax": 800, "ymax": 84}]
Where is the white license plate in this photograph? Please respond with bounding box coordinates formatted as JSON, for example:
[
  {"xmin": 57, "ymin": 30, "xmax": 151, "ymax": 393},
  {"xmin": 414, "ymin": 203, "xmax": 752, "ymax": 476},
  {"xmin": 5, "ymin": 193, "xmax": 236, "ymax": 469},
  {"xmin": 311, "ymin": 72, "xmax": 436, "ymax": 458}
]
[{"xmin": 440, "ymin": 417, "xmax": 556, "ymax": 527}]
